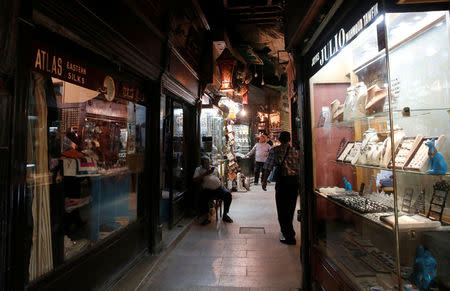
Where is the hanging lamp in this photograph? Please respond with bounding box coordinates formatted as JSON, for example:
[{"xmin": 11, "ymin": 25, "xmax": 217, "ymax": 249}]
[{"xmin": 217, "ymin": 48, "xmax": 237, "ymax": 92}]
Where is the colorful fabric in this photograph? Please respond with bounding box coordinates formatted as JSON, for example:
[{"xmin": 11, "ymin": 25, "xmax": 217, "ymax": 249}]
[{"xmin": 76, "ymin": 157, "xmax": 98, "ymax": 175}]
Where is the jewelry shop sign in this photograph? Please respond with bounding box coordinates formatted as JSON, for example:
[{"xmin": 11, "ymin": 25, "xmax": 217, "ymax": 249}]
[{"xmin": 311, "ymin": 3, "xmax": 380, "ymax": 70}]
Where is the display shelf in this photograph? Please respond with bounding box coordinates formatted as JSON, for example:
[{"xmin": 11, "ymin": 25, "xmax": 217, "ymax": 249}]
[
  {"xmin": 315, "ymin": 191, "xmax": 394, "ymax": 231},
  {"xmin": 315, "ymin": 107, "xmax": 450, "ymax": 129},
  {"xmin": 332, "ymin": 160, "xmax": 450, "ymax": 177}
]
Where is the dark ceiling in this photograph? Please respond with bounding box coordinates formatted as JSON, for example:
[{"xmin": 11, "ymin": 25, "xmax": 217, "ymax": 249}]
[{"xmin": 199, "ymin": 0, "xmax": 334, "ymax": 88}]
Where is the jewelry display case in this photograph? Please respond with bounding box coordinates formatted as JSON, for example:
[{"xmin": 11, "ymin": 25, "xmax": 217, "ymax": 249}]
[
  {"xmin": 308, "ymin": 4, "xmax": 449, "ymax": 290},
  {"xmin": 232, "ymin": 124, "xmax": 251, "ymax": 155},
  {"xmin": 200, "ymin": 107, "xmax": 224, "ymax": 165}
]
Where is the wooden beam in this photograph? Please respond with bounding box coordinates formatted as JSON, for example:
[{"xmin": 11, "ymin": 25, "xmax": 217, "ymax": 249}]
[{"xmin": 286, "ymin": 0, "xmax": 327, "ymax": 51}]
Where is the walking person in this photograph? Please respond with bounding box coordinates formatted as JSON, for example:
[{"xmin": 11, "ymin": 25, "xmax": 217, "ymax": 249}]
[
  {"xmin": 245, "ymin": 133, "xmax": 271, "ymax": 185},
  {"xmin": 262, "ymin": 131, "xmax": 299, "ymax": 245},
  {"xmin": 194, "ymin": 156, "xmax": 233, "ymax": 225}
]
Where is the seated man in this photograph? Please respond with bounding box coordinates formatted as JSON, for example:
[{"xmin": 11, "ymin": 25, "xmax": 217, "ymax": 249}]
[{"xmin": 194, "ymin": 156, "xmax": 233, "ymax": 224}]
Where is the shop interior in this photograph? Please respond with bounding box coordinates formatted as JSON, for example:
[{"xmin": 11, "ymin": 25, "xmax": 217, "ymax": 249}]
[
  {"xmin": 26, "ymin": 73, "xmax": 145, "ymax": 281},
  {"xmin": 310, "ymin": 10, "xmax": 449, "ymax": 290}
]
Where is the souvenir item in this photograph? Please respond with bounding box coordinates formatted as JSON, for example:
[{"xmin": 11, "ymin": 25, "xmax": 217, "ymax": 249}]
[
  {"xmin": 425, "ymin": 139, "xmax": 447, "ymax": 175},
  {"xmin": 426, "ymin": 181, "xmax": 449, "ymax": 221},
  {"xmin": 405, "ymin": 135, "xmax": 444, "ymax": 171},
  {"xmin": 336, "ymin": 138, "xmax": 347, "ymax": 160},
  {"xmin": 343, "ymin": 177, "xmax": 352, "ymax": 191},
  {"xmin": 328, "ymin": 194, "xmax": 391, "ymax": 213},
  {"xmin": 361, "ymin": 128, "xmax": 379, "ymax": 148},
  {"xmin": 380, "ymin": 126, "xmax": 405, "ymax": 168},
  {"xmin": 413, "ymin": 189, "xmax": 426, "ymax": 214},
  {"xmin": 390, "ymin": 135, "xmax": 422, "ymax": 169},
  {"xmin": 380, "ymin": 214, "xmax": 441, "ymax": 230},
  {"xmin": 343, "ymin": 86, "xmax": 356, "ymax": 121},
  {"xmin": 343, "ymin": 82, "xmax": 367, "ymax": 120},
  {"xmin": 365, "ymin": 84, "xmax": 387, "ymax": 114},
  {"xmin": 317, "ymin": 106, "xmax": 331, "ymax": 127},
  {"xmin": 75, "ymin": 157, "xmax": 98, "ymax": 175},
  {"xmin": 63, "ymin": 158, "xmax": 77, "ymax": 176},
  {"xmin": 354, "ymin": 82, "xmax": 368, "ymax": 118},
  {"xmin": 367, "ymin": 142, "xmax": 383, "ymax": 166},
  {"xmin": 337, "ymin": 142, "xmax": 354, "ymax": 162},
  {"xmin": 412, "ymin": 246, "xmax": 437, "ymax": 291},
  {"xmin": 357, "ymin": 128, "xmax": 379, "ymax": 165},
  {"xmin": 401, "ymin": 188, "xmax": 414, "ymax": 213},
  {"xmin": 345, "ymin": 142, "xmax": 361, "ymax": 163},
  {"xmin": 62, "ymin": 149, "xmax": 84, "ymax": 159},
  {"xmin": 330, "ymin": 99, "xmax": 344, "ymax": 123}
]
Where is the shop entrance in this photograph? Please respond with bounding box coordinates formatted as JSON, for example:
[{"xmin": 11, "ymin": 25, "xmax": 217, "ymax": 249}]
[{"xmin": 160, "ymin": 95, "xmax": 197, "ymax": 235}]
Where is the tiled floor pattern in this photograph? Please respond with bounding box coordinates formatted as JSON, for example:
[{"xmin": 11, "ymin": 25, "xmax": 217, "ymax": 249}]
[{"xmin": 137, "ymin": 184, "xmax": 302, "ymax": 290}]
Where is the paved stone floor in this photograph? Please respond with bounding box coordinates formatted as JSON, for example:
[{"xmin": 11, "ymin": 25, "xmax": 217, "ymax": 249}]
[{"xmin": 119, "ymin": 184, "xmax": 301, "ymax": 290}]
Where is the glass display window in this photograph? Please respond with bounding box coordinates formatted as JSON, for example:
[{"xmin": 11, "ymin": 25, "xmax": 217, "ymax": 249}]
[
  {"xmin": 387, "ymin": 10, "xmax": 450, "ymax": 290},
  {"xmin": 232, "ymin": 124, "xmax": 251, "ymax": 155},
  {"xmin": 308, "ymin": 6, "xmax": 449, "ymax": 290},
  {"xmin": 200, "ymin": 107, "xmax": 224, "ymax": 164},
  {"xmin": 26, "ymin": 73, "xmax": 145, "ymax": 281}
]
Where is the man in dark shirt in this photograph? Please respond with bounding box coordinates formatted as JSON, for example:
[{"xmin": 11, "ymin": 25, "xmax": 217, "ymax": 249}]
[{"xmin": 262, "ymin": 131, "xmax": 299, "ymax": 245}]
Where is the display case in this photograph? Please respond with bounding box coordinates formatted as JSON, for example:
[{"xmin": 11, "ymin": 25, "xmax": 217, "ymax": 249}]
[
  {"xmin": 232, "ymin": 124, "xmax": 251, "ymax": 154},
  {"xmin": 308, "ymin": 4, "xmax": 449, "ymax": 290},
  {"xmin": 200, "ymin": 107, "xmax": 224, "ymax": 164}
]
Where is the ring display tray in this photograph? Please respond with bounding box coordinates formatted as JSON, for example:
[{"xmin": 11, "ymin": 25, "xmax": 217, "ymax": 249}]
[
  {"xmin": 388, "ymin": 135, "xmax": 423, "ymax": 169},
  {"xmin": 344, "ymin": 142, "xmax": 361, "ymax": 163},
  {"xmin": 404, "ymin": 136, "xmax": 438, "ymax": 171},
  {"xmin": 337, "ymin": 141, "xmax": 355, "ymax": 162}
]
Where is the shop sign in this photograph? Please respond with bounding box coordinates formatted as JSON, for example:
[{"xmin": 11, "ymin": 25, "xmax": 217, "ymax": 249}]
[
  {"xmin": 32, "ymin": 44, "xmax": 93, "ymax": 88},
  {"xmin": 311, "ymin": 2, "xmax": 380, "ymax": 70},
  {"xmin": 31, "ymin": 42, "xmax": 144, "ymax": 103}
]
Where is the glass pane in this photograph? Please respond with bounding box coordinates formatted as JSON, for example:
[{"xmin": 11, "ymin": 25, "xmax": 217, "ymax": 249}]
[
  {"xmin": 172, "ymin": 103, "xmax": 186, "ymax": 195},
  {"xmin": 26, "ymin": 74, "xmax": 145, "ymax": 281},
  {"xmin": 387, "ymin": 10, "xmax": 450, "ymax": 290},
  {"xmin": 310, "ymin": 15, "xmax": 402, "ymax": 290},
  {"xmin": 200, "ymin": 108, "xmax": 225, "ymax": 177}
]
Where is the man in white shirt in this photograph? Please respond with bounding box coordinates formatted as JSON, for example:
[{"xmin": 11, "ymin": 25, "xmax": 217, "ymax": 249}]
[
  {"xmin": 193, "ymin": 156, "xmax": 233, "ymax": 224},
  {"xmin": 245, "ymin": 133, "xmax": 271, "ymax": 185}
]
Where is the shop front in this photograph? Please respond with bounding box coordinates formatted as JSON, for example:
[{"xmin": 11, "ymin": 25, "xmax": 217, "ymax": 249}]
[
  {"xmin": 2, "ymin": 2, "xmax": 165, "ymax": 287},
  {"xmin": 298, "ymin": 1, "xmax": 450, "ymax": 290},
  {"xmin": 160, "ymin": 91, "xmax": 198, "ymax": 229},
  {"xmin": 10, "ymin": 30, "xmax": 152, "ymax": 291}
]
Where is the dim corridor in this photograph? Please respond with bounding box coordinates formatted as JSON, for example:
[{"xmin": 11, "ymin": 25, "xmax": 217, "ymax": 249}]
[{"xmin": 113, "ymin": 184, "xmax": 301, "ymax": 290}]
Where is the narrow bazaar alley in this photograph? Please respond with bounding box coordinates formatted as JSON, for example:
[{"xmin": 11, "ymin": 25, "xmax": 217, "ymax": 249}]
[{"xmin": 112, "ymin": 184, "xmax": 301, "ymax": 290}]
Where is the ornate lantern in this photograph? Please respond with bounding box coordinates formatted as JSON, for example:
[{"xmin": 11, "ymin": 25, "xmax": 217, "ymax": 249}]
[
  {"xmin": 242, "ymin": 93, "xmax": 248, "ymax": 105},
  {"xmin": 217, "ymin": 48, "xmax": 237, "ymax": 92}
]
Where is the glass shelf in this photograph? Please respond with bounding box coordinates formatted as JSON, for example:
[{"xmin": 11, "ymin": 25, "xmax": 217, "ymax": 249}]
[
  {"xmin": 333, "ymin": 160, "xmax": 450, "ymax": 177},
  {"xmin": 315, "ymin": 107, "xmax": 450, "ymax": 129}
]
